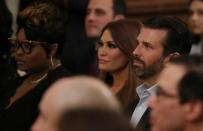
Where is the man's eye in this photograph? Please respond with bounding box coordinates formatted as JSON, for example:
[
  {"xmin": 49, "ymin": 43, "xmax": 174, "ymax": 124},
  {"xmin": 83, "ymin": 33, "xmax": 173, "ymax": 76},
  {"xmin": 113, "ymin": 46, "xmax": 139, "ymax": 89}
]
[
  {"xmin": 95, "ymin": 10, "xmax": 106, "ymax": 16},
  {"xmin": 107, "ymin": 41, "xmax": 117, "ymax": 48},
  {"xmin": 197, "ymin": 10, "xmax": 203, "ymax": 15},
  {"xmin": 188, "ymin": 10, "xmax": 194, "ymax": 16},
  {"xmin": 143, "ymin": 43, "xmax": 153, "ymax": 49},
  {"xmin": 86, "ymin": 10, "xmax": 91, "ymax": 15}
]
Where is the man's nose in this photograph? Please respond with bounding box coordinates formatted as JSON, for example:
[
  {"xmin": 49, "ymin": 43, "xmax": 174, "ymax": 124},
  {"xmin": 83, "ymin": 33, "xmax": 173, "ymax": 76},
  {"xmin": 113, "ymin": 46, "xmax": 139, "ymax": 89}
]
[
  {"xmin": 87, "ymin": 12, "xmax": 96, "ymax": 21},
  {"xmin": 132, "ymin": 45, "xmax": 142, "ymax": 57}
]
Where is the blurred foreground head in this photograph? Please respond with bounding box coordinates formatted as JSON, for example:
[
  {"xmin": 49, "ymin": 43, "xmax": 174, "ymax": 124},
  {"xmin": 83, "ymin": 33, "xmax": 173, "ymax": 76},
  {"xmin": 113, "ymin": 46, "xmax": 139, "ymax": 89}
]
[
  {"xmin": 58, "ymin": 108, "xmax": 134, "ymax": 131},
  {"xmin": 31, "ymin": 76, "xmax": 121, "ymax": 131},
  {"xmin": 148, "ymin": 55, "xmax": 203, "ymax": 131}
]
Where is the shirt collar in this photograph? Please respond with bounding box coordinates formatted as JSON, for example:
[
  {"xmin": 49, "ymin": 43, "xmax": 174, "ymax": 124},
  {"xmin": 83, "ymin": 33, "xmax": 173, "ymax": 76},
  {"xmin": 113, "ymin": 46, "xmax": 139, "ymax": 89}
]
[
  {"xmin": 148, "ymin": 84, "xmax": 157, "ymax": 96},
  {"xmin": 136, "ymin": 84, "xmax": 157, "ymax": 99}
]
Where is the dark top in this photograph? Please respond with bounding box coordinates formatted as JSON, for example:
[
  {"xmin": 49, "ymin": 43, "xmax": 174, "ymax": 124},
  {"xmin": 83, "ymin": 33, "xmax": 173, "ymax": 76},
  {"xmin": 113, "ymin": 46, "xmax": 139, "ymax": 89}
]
[
  {"xmin": 126, "ymin": 99, "xmax": 150, "ymax": 131},
  {"xmin": 136, "ymin": 109, "xmax": 150, "ymax": 131},
  {"xmin": 59, "ymin": 0, "xmax": 98, "ymax": 76},
  {"xmin": 0, "ymin": 65, "xmax": 71, "ymax": 131}
]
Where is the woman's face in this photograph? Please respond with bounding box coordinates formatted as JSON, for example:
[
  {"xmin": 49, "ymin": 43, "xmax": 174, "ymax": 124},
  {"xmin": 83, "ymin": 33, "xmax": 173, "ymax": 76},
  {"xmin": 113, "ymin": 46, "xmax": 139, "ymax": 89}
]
[
  {"xmin": 189, "ymin": 0, "xmax": 203, "ymax": 35},
  {"xmin": 11, "ymin": 29, "xmax": 50, "ymax": 73},
  {"xmin": 97, "ymin": 29, "xmax": 128, "ymax": 73}
]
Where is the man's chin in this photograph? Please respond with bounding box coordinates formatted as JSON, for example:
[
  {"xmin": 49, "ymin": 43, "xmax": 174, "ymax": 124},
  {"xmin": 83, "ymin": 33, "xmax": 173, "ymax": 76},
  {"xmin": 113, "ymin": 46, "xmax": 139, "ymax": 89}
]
[
  {"xmin": 134, "ymin": 69, "xmax": 147, "ymax": 79},
  {"xmin": 134, "ymin": 69, "xmax": 156, "ymax": 80},
  {"xmin": 86, "ymin": 30, "xmax": 100, "ymax": 38}
]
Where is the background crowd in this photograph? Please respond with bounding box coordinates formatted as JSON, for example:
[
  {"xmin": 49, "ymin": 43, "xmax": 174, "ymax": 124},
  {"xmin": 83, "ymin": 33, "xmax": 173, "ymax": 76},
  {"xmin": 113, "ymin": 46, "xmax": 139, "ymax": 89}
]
[{"xmin": 0, "ymin": 0, "xmax": 203, "ymax": 131}]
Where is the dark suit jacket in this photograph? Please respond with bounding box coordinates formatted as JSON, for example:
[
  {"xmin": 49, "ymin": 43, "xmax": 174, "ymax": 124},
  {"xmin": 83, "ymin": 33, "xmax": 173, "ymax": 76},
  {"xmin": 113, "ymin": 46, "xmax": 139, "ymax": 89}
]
[
  {"xmin": 127, "ymin": 99, "xmax": 151, "ymax": 131},
  {"xmin": 136, "ymin": 109, "xmax": 150, "ymax": 131}
]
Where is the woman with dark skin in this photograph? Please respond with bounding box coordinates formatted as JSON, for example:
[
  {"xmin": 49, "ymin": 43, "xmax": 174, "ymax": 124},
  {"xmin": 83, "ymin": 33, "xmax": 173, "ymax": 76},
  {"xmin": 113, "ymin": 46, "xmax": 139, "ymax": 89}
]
[{"xmin": 0, "ymin": 2, "xmax": 71, "ymax": 131}]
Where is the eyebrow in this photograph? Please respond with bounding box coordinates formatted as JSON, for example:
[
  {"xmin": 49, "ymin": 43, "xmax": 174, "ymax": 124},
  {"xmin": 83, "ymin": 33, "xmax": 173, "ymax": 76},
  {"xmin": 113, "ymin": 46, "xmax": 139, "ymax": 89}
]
[
  {"xmin": 143, "ymin": 41, "xmax": 153, "ymax": 46},
  {"xmin": 137, "ymin": 38, "xmax": 152, "ymax": 45},
  {"xmin": 100, "ymin": 40, "xmax": 115, "ymax": 43}
]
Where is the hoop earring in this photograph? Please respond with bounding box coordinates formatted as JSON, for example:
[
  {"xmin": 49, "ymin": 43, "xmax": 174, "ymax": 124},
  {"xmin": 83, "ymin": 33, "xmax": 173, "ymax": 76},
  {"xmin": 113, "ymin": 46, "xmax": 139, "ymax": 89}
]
[{"xmin": 50, "ymin": 56, "xmax": 54, "ymax": 67}]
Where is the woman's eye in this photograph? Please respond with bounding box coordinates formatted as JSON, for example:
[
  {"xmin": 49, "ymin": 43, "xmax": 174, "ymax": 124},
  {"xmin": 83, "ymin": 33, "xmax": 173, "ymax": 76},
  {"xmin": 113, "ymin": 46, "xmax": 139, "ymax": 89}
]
[
  {"xmin": 22, "ymin": 42, "xmax": 31, "ymax": 50},
  {"xmin": 98, "ymin": 41, "xmax": 103, "ymax": 46},
  {"xmin": 107, "ymin": 41, "xmax": 117, "ymax": 48},
  {"xmin": 95, "ymin": 41, "xmax": 103, "ymax": 50}
]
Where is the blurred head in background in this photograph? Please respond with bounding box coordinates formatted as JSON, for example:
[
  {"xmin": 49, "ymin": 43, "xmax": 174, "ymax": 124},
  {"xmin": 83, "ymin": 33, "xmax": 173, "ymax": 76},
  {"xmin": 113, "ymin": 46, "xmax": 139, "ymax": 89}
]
[{"xmin": 85, "ymin": 0, "xmax": 126, "ymax": 39}]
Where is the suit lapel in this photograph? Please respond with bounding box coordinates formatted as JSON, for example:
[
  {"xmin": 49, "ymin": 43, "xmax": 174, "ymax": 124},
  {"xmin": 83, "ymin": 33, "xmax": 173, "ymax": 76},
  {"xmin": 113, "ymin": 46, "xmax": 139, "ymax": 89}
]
[{"xmin": 135, "ymin": 108, "xmax": 151, "ymax": 131}]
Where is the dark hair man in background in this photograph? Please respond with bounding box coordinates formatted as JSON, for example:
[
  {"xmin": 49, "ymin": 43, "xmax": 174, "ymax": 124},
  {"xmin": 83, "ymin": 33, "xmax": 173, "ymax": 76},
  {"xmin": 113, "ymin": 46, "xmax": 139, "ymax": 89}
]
[{"xmin": 130, "ymin": 16, "xmax": 192, "ymax": 131}]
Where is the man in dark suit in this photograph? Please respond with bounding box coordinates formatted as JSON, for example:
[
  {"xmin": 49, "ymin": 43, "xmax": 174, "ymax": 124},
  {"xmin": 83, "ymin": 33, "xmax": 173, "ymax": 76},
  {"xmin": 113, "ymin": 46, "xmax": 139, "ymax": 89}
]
[
  {"xmin": 148, "ymin": 55, "xmax": 203, "ymax": 131},
  {"xmin": 131, "ymin": 16, "xmax": 192, "ymax": 131}
]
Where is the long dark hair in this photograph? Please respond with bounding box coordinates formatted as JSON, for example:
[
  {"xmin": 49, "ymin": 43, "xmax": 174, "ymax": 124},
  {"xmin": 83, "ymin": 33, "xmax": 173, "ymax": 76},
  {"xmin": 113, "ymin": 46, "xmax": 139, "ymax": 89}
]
[{"xmin": 99, "ymin": 19, "xmax": 141, "ymax": 108}]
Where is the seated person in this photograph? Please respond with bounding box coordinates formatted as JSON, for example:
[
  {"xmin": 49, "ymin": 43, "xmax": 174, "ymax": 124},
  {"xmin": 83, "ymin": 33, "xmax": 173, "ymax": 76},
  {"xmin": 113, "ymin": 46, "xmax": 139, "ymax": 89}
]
[
  {"xmin": 97, "ymin": 19, "xmax": 142, "ymax": 114},
  {"xmin": 148, "ymin": 55, "xmax": 203, "ymax": 131},
  {"xmin": 0, "ymin": 2, "xmax": 71, "ymax": 131}
]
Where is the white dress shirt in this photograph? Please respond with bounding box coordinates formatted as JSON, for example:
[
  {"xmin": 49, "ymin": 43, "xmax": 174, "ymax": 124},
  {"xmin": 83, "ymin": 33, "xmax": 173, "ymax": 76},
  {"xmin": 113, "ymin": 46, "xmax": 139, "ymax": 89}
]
[
  {"xmin": 190, "ymin": 42, "xmax": 202, "ymax": 55},
  {"xmin": 130, "ymin": 84, "xmax": 157, "ymax": 128}
]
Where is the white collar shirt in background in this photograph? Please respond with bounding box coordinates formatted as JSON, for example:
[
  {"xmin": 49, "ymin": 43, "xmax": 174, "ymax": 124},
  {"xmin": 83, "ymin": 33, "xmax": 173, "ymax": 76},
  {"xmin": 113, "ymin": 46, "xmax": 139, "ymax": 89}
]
[{"xmin": 131, "ymin": 84, "xmax": 157, "ymax": 128}]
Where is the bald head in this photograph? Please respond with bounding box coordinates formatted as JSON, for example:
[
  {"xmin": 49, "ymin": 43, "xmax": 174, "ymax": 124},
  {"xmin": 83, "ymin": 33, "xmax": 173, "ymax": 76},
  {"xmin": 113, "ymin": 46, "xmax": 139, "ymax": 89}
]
[
  {"xmin": 31, "ymin": 76, "xmax": 121, "ymax": 131},
  {"xmin": 43, "ymin": 76, "xmax": 121, "ymax": 112}
]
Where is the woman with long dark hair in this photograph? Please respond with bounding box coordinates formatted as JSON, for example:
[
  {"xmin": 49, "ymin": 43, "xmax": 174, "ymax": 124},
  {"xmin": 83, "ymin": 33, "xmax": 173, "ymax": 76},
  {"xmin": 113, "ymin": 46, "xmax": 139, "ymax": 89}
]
[{"xmin": 97, "ymin": 19, "xmax": 142, "ymax": 114}]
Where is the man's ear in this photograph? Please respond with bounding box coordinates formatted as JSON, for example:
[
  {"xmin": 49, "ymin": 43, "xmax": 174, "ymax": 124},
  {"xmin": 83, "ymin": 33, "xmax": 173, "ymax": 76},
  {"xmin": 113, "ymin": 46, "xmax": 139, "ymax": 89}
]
[
  {"xmin": 49, "ymin": 43, "xmax": 58, "ymax": 57},
  {"xmin": 113, "ymin": 15, "xmax": 125, "ymax": 21},
  {"xmin": 163, "ymin": 52, "xmax": 180, "ymax": 64},
  {"xmin": 184, "ymin": 101, "xmax": 203, "ymax": 122},
  {"xmin": 170, "ymin": 52, "xmax": 180, "ymax": 59}
]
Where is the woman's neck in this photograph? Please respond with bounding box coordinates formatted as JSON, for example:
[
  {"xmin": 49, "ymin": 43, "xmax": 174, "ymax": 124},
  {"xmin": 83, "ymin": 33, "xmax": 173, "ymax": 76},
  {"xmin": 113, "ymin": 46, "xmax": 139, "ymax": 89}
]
[
  {"xmin": 110, "ymin": 66, "xmax": 128, "ymax": 94},
  {"xmin": 28, "ymin": 68, "xmax": 49, "ymax": 83},
  {"xmin": 26, "ymin": 57, "xmax": 61, "ymax": 83}
]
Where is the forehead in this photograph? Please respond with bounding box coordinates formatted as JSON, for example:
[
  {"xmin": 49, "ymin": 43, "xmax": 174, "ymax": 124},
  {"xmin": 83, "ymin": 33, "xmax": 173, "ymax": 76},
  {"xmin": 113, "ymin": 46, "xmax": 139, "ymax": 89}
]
[
  {"xmin": 157, "ymin": 64, "xmax": 186, "ymax": 94},
  {"xmin": 101, "ymin": 30, "xmax": 113, "ymax": 41},
  {"xmin": 190, "ymin": 0, "xmax": 203, "ymax": 9},
  {"xmin": 138, "ymin": 27, "xmax": 167, "ymax": 47},
  {"xmin": 88, "ymin": 0, "xmax": 113, "ymax": 10}
]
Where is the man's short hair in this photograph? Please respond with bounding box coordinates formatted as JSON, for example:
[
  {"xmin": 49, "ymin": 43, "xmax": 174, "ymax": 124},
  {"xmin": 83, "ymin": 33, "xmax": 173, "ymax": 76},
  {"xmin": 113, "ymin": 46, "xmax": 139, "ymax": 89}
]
[
  {"xmin": 143, "ymin": 16, "xmax": 192, "ymax": 56},
  {"xmin": 113, "ymin": 0, "xmax": 126, "ymax": 16}
]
